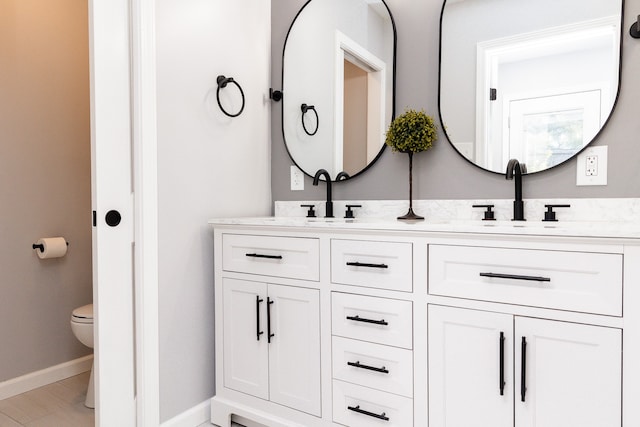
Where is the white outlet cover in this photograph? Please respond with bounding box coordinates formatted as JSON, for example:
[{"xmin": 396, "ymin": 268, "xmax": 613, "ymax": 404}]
[
  {"xmin": 576, "ymin": 145, "xmax": 607, "ymax": 186},
  {"xmin": 290, "ymin": 165, "xmax": 304, "ymax": 191}
]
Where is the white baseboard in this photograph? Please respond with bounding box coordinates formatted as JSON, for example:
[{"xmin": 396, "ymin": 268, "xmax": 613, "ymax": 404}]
[
  {"xmin": 161, "ymin": 399, "xmax": 211, "ymax": 427},
  {"xmin": 0, "ymin": 354, "xmax": 93, "ymax": 400}
]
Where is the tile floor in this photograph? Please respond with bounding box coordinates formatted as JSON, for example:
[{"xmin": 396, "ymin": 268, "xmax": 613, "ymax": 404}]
[
  {"xmin": 0, "ymin": 372, "xmax": 93, "ymax": 427},
  {"xmin": 0, "ymin": 374, "xmax": 241, "ymax": 427}
]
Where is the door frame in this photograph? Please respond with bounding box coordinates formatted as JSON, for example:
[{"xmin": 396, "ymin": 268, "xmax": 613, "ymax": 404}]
[
  {"xmin": 90, "ymin": 0, "xmax": 160, "ymax": 425},
  {"xmin": 130, "ymin": 0, "xmax": 160, "ymax": 425}
]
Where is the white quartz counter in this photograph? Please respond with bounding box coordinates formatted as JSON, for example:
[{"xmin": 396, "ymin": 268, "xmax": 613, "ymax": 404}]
[{"xmin": 208, "ymin": 216, "xmax": 640, "ymax": 239}]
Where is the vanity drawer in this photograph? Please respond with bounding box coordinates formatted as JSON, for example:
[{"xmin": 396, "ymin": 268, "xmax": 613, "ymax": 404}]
[
  {"xmin": 429, "ymin": 244, "xmax": 622, "ymax": 316},
  {"xmin": 332, "ymin": 336, "xmax": 413, "ymax": 397},
  {"xmin": 222, "ymin": 234, "xmax": 319, "ymax": 281},
  {"xmin": 331, "ymin": 239, "xmax": 412, "ymax": 292},
  {"xmin": 333, "ymin": 380, "xmax": 413, "ymax": 427},
  {"xmin": 332, "ymin": 292, "xmax": 413, "ymax": 349}
]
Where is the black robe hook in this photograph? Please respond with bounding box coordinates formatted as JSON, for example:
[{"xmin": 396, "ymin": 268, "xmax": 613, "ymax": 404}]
[{"xmin": 631, "ymin": 15, "xmax": 640, "ymax": 38}]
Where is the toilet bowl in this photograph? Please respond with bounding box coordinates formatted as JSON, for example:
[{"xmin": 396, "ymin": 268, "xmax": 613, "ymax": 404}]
[{"xmin": 71, "ymin": 304, "xmax": 94, "ymax": 409}]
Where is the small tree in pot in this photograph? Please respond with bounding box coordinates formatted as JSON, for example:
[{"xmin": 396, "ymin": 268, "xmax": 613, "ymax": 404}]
[{"xmin": 385, "ymin": 108, "xmax": 437, "ymax": 220}]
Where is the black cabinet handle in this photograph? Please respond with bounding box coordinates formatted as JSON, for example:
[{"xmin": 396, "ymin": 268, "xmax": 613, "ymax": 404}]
[
  {"xmin": 346, "ymin": 261, "xmax": 388, "ymax": 269},
  {"xmin": 347, "ymin": 405, "xmax": 389, "ymax": 421},
  {"xmin": 256, "ymin": 296, "xmax": 264, "ymax": 341},
  {"xmin": 347, "ymin": 361, "xmax": 389, "ymax": 374},
  {"xmin": 246, "ymin": 253, "xmax": 283, "ymax": 260},
  {"xmin": 499, "ymin": 332, "xmax": 505, "ymax": 395},
  {"xmin": 346, "ymin": 315, "xmax": 388, "ymax": 326},
  {"xmin": 267, "ymin": 297, "xmax": 274, "ymax": 343},
  {"xmin": 480, "ymin": 272, "xmax": 551, "ymax": 282},
  {"xmin": 521, "ymin": 336, "xmax": 527, "ymax": 402}
]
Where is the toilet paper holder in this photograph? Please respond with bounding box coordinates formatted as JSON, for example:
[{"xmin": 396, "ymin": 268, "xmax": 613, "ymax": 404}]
[{"xmin": 32, "ymin": 241, "xmax": 69, "ymax": 252}]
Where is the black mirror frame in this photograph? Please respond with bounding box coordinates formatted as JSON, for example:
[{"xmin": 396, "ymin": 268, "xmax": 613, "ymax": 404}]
[
  {"xmin": 280, "ymin": 0, "xmax": 398, "ymax": 182},
  {"xmin": 437, "ymin": 0, "xmax": 625, "ymax": 176}
]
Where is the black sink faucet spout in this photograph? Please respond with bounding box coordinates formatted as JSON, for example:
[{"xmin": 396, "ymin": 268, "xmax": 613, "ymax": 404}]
[
  {"xmin": 505, "ymin": 158, "xmax": 525, "ymax": 221},
  {"xmin": 312, "ymin": 169, "xmax": 333, "ymax": 218}
]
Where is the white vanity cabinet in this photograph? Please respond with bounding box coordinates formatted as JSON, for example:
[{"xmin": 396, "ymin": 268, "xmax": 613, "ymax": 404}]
[
  {"xmin": 428, "ymin": 305, "xmax": 622, "ymax": 427},
  {"xmin": 210, "ymin": 219, "xmax": 640, "ymax": 427},
  {"xmin": 330, "ymin": 238, "xmax": 415, "ymax": 426},
  {"xmin": 212, "ymin": 231, "xmax": 324, "ymax": 427},
  {"xmin": 222, "ymin": 278, "xmax": 321, "ymax": 416}
]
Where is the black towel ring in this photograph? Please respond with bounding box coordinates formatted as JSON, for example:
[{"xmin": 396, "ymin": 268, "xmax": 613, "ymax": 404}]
[
  {"xmin": 216, "ymin": 75, "xmax": 245, "ymax": 117},
  {"xmin": 301, "ymin": 104, "xmax": 319, "ymax": 136}
]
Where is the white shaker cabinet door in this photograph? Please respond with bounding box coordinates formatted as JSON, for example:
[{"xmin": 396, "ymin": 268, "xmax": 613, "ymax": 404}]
[
  {"xmin": 515, "ymin": 317, "xmax": 621, "ymax": 427},
  {"xmin": 428, "ymin": 305, "xmax": 514, "ymax": 427},
  {"xmin": 267, "ymin": 284, "xmax": 321, "ymax": 417},
  {"xmin": 222, "ymin": 278, "xmax": 269, "ymax": 400}
]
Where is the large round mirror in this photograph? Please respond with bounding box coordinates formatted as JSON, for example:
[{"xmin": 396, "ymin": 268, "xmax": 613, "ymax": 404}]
[
  {"xmin": 282, "ymin": 0, "xmax": 396, "ymax": 180},
  {"xmin": 439, "ymin": 0, "xmax": 623, "ymax": 174}
]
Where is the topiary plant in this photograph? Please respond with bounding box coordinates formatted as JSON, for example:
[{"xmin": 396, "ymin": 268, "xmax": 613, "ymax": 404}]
[
  {"xmin": 385, "ymin": 108, "xmax": 438, "ymax": 220},
  {"xmin": 385, "ymin": 108, "xmax": 437, "ymax": 153}
]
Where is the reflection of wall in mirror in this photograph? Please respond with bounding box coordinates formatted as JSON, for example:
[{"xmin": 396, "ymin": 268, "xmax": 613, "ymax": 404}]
[
  {"xmin": 486, "ymin": 41, "xmax": 614, "ymax": 171},
  {"xmin": 283, "ymin": 0, "xmax": 394, "ymax": 177},
  {"xmin": 440, "ymin": 0, "xmax": 620, "ymax": 172},
  {"xmin": 343, "ymin": 60, "xmax": 368, "ymax": 174}
]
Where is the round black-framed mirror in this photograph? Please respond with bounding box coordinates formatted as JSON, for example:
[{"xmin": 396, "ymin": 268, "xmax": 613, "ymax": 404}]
[
  {"xmin": 438, "ymin": 0, "xmax": 623, "ymax": 175},
  {"xmin": 282, "ymin": 0, "xmax": 397, "ymax": 181}
]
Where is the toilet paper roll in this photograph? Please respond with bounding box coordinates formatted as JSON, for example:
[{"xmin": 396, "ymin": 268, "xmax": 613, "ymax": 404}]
[{"xmin": 36, "ymin": 237, "xmax": 68, "ymax": 259}]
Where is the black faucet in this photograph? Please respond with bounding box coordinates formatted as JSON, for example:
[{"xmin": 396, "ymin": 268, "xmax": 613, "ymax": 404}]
[
  {"xmin": 505, "ymin": 159, "xmax": 525, "ymax": 221},
  {"xmin": 335, "ymin": 171, "xmax": 350, "ymax": 181},
  {"xmin": 312, "ymin": 169, "xmax": 333, "ymax": 218}
]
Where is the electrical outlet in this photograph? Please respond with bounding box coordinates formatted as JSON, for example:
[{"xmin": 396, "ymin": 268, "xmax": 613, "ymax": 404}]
[
  {"xmin": 290, "ymin": 165, "xmax": 304, "ymax": 191},
  {"xmin": 585, "ymin": 155, "xmax": 598, "ymax": 176},
  {"xmin": 577, "ymin": 146, "xmax": 607, "ymax": 186}
]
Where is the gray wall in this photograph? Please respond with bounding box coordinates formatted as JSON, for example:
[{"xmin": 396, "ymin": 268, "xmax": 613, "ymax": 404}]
[
  {"xmin": 271, "ymin": 0, "xmax": 640, "ymax": 204},
  {"xmin": 0, "ymin": 0, "xmax": 93, "ymax": 381}
]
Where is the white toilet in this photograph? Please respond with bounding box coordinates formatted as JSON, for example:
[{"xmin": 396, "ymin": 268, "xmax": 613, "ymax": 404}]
[{"xmin": 70, "ymin": 303, "xmax": 95, "ymax": 409}]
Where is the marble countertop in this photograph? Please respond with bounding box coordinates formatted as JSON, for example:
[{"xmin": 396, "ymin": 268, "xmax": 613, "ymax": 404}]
[{"xmin": 208, "ymin": 216, "xmax": 640, "ymax": 239}]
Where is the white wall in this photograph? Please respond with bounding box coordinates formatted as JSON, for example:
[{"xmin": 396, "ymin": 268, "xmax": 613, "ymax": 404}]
[{"xmin": 156, "ymin": 0, "xmax": 271, "ymax": 421}]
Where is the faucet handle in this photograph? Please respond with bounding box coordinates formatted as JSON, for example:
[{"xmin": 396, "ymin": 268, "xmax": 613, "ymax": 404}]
[
  {"xmin": 472, "ymin": 204, "xmax": 496, "ymax": 221},
  {"xmin": 543, "ymin": 204, "xmax": 570, "ymax": 222},
  {"xmin": 300, "ymin": 204, "xmax": 316, "ymax": 218},
  {"xmin": 345, "ymin": 204, "xmax": 362, "ymax": 219}
]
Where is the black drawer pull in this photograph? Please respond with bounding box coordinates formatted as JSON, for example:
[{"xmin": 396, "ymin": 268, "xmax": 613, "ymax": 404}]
[
  {"xmin": 256, "ymin": 296, "xmax": 264, "ymax": 341},
  {"xmin": 480, "ymin": 272, "xmax": 551, "ymax": 282},
  {"xmin": 346, "ymin": 315, "xmax": 388, "ymax": 326},
  {"xmin": 347, "ymin": 361, "xmax": 389, "ymax": 374},
  {"xmin": 347, "ymin": 405, "xmax": 389, "ymax": 421},
  {"xmin": 267, "ymin": 297, "xmax": 275, "ymax": 343},
  {"xmin": 246, "ymin": 253, "xmax": 283, "ymax": 260},
  {"xmin": 499, "ymin": 331, "xmax": 505, "ymax": 395},
  {"xmin": 521, "ymin": 336, "xmax": 527, "ymax": 402},
  {"xmin": 346, "ymin": 261, "xmax": 388, "ymax": 269}
]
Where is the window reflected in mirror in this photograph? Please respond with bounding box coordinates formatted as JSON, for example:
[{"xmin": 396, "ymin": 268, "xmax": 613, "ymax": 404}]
[{"xmin": 439, "ymin": 0, "xmax": 622, "ymax": 174}]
